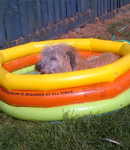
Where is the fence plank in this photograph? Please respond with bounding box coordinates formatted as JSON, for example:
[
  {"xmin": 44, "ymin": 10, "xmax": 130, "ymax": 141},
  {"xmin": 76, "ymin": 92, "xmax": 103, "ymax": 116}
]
[
  {"xmin": 60, "ymin": 0, "xmax": 66, "ymax": 20},
  {"xmin": 83, "ymin": 0, "xmax": 90, "ymax": 21},
  {"xmin": 95, "ymin": 0, "xmax": 98, "ymax": 17},
  {"xmin": 27, "ymin": 0, "xmax": 36, "ymax": 34},
  {"xmin": 85, "ymin": 0, "xmax": 89, "ymax": 12},
  {"xmin": 40, "ymin": 0, "xmax": 48, "ymax": 28},
  {"xmin": 113, "ymin": 0, "xmax": 117, "ymax": 9},
  {"xmin": 110, "ymin": 0, "xmax": 114, "ymax": 11},
  {"xmin": 54, "ymin": 0, "xmax": 61, "ymax": 23},
  {"xmin": 34, "ymin": 0, "xmax": 45, "ymax": 40},
  {"xmin": 71, "ymin": 0, "xmax": 76, "ymax": 17},
  {"xmin": 119, "ymin": 0, "xmax": 124, "ymax": 7},
  {"xmin": 103, "ymin": 0, "xmax": 107, "ymax": 14},
  {"xmin": 97, "ymin": 0, "xmax": 100, "ymax": 16},
  {"xmin": 100, "ymin": 0, "xmax": 103, "ymax": 15},
  {"xmin": 76, "ymin": 0, "xmax": 81, "ymax": 14},
  {"xmin": 53, "ymin": 0, "xmax": 64, "ymax": 37},
  {"xmin": 117, "ymin": 0, "xmax": 120, "ymax": 8},
  {"xmin": 91, "ymin": 0, "xmax": 96, "ymax": 23},
  {"xmin": 2, "ymin": 0, "xmax": 14, "ymax": 43},
  {"xmin": 35, "ymin": 0, "xmax": 43, "ymax": 30},
  {"xmin": 98, "ymin": 0, "xmax": 107, "ymax": 21},
  {"xmin": 107, "ymin": 0, "xmax": 111, "ymax": 12},
  {"xmin": 124, "ymin": 0, "xmax": 127, "ymax": 5},
  {"xmin": 10, "ymin": 0, "xmax": 21, "ymax": 40},
  {"xmin": 80, "ymin": 0, "xmax": 84, "ymax": 13},
  {"xmin": 18, "ymin": 0, "xmax": 29, "ymax": 37},
  {"xmin": 66, "ymin": 0, "xmax": 71, "ymax": 18},
  {"xmin": 0, "ymin": 2, "xmax": 6, "ymax": 47},
  {"xmin": 48, "ymin": 0, "xmax": 55, "ymax": 25}
]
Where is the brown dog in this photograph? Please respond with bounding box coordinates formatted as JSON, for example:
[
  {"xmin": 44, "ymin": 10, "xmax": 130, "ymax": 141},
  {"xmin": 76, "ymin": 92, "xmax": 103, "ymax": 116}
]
[{"xmin": 35, "ymin": 44, "xmax": 120, "ymax": 74}]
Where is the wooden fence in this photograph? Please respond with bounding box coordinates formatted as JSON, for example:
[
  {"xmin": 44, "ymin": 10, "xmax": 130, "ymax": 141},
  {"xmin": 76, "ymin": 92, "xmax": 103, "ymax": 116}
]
[{"xmin": 0, "ymin": 0, "xmax": 130, "ymax": 49}]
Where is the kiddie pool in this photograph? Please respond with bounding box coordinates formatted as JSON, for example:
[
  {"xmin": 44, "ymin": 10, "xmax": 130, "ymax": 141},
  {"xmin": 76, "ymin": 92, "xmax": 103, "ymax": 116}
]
[{"xmin": 0, "ymin": 38, "xmax": 130, "ymax": 121}]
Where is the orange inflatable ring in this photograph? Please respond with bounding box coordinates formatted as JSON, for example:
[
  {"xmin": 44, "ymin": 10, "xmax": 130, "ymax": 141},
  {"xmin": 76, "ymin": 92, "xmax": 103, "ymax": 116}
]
[{"xmin": 1, "ymin": 52, "xmax": 130, "ymax": 108}]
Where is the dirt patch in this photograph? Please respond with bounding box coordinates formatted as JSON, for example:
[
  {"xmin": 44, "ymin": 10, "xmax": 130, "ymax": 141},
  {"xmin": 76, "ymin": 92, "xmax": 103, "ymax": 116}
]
[{"xmin": 59, "ymin": 10, "xmax": 130, "ymax": 41}]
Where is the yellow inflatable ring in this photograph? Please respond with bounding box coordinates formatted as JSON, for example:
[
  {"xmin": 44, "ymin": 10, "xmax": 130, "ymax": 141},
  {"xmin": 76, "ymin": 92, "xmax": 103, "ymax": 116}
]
[{"xmin": 0, "ymin": 38, "xmax": 130, "ymax": 91}]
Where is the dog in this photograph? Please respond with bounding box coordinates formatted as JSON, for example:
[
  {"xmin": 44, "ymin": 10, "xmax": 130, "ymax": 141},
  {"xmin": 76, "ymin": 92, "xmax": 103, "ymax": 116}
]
[{"xmin": 35, "ymin": 44, "xmax": 120, "ymax": 74}]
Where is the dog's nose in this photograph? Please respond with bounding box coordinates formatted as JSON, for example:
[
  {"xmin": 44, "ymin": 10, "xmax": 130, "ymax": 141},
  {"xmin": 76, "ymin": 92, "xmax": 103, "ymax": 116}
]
[{"xmin": 35, "ymin": 62, "xmax": 42, "ymax": 72}]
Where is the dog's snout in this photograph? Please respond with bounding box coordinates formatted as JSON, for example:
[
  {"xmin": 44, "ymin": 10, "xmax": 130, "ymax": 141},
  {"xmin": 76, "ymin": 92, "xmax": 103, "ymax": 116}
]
[{"xmin": 35, "ymin": 62, "xmax": 42, "ymax": 72}]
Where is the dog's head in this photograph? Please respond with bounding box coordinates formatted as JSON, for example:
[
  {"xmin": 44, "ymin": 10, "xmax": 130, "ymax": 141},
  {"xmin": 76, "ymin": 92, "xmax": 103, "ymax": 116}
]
[{"xmin": 35, "ymin": 44, "xmax": 76, "ymax": 74}]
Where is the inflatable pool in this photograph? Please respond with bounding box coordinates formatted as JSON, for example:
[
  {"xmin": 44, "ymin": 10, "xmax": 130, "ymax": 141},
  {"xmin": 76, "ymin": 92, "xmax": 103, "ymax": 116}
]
[{"xmin": 0, "ymin": 38, "xmax": 130, "ymax": 121}]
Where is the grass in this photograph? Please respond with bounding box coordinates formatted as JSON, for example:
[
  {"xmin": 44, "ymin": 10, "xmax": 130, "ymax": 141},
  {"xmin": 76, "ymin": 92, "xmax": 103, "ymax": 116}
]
[
  {"xmin": 107, "ymin": 18, "xmax": 130, "ymax": 41},
  {"xmin": 0, "ymin": 105, "xmax": 130, "ymax": 150},
  {"xmin": 1, "ymin": 16, "xmax": 130, "ymax": 150}
]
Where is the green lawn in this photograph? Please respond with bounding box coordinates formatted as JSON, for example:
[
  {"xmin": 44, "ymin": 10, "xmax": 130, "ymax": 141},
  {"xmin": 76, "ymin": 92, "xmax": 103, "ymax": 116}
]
[{"xmin": 0, "ymin": 105, "xmax": 130, "ymax": 150}]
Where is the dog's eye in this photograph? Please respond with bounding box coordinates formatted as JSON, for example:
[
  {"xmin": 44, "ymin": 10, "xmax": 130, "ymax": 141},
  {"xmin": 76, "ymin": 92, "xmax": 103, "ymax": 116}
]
[{"xmin": 51, "ymin": 56, "xmax": 57, "ymax": 60}]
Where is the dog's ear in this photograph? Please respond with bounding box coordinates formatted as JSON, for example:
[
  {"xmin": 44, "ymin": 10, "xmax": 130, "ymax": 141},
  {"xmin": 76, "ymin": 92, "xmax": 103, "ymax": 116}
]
[{"xmin": 67, "ymin": 51, "xmax": 76, "ymax": 70}]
